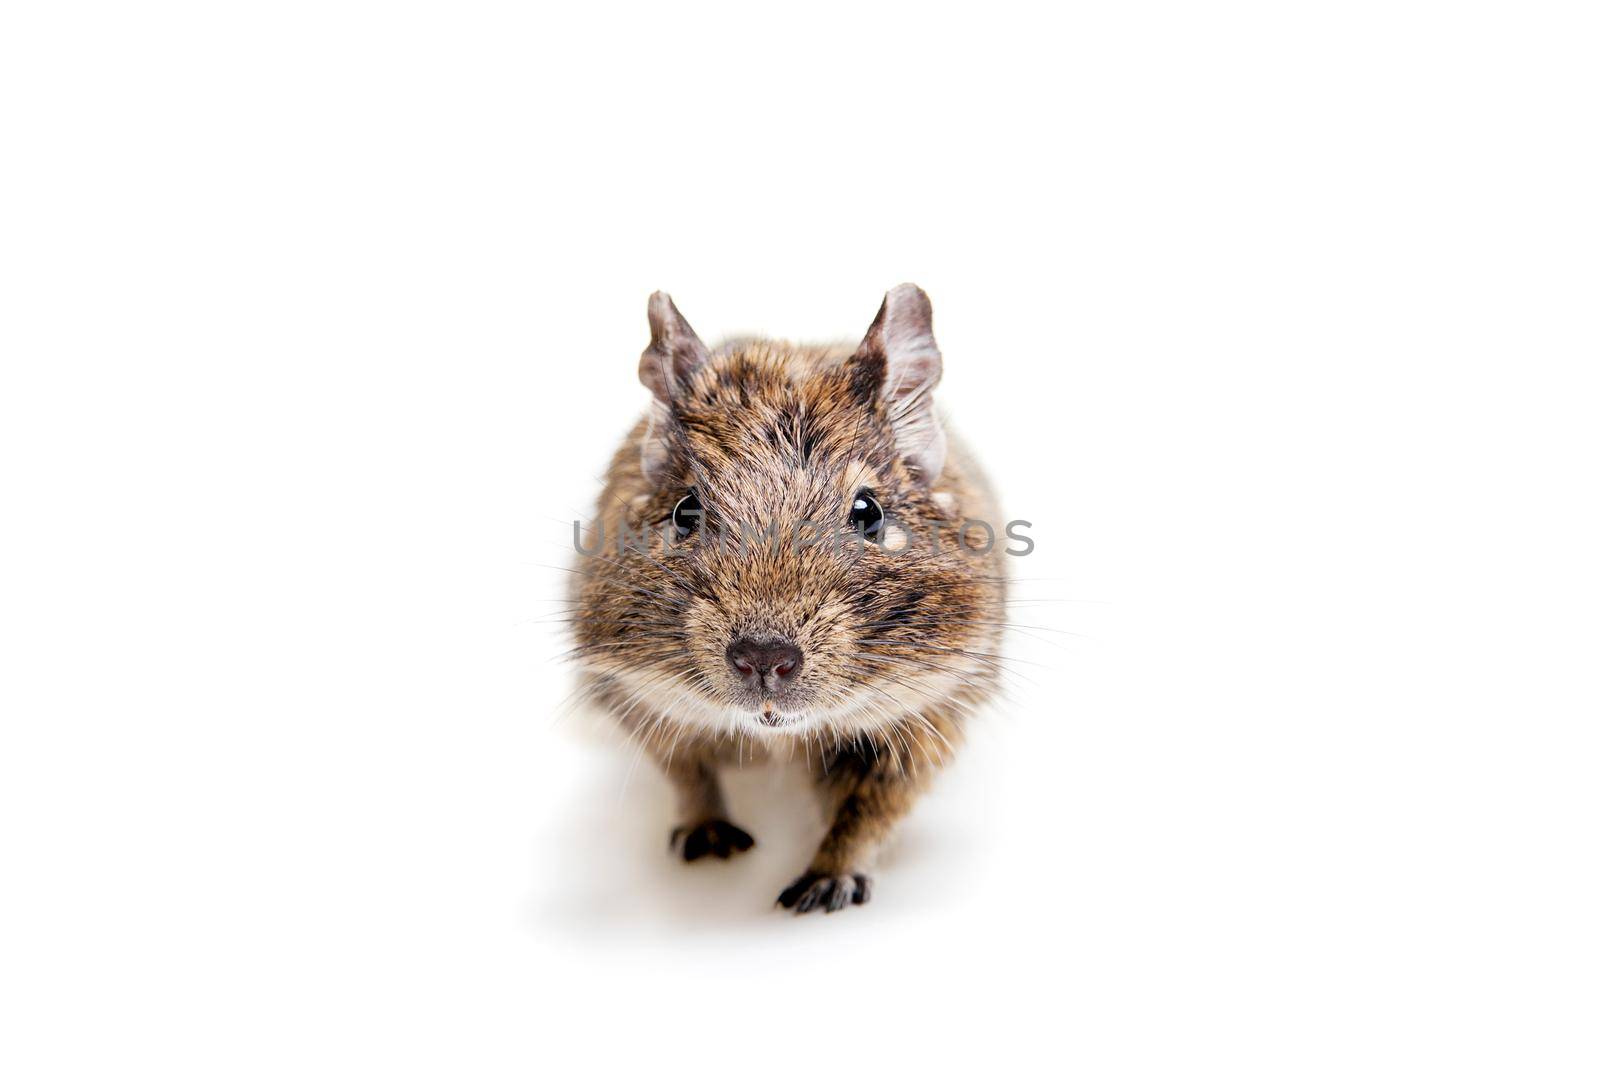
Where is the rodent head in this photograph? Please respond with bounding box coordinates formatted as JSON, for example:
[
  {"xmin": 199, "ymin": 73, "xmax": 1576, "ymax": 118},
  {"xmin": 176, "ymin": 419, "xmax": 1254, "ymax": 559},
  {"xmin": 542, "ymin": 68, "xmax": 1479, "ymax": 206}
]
[{"xmin": 573, "ymin": 285, "xmax": 1001, "ymax": 739}]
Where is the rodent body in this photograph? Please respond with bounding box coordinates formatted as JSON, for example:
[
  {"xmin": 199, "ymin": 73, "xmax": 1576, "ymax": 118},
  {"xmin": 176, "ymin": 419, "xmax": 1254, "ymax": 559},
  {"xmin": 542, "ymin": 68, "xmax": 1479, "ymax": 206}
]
[{"xmin": 568, "ymin": 285, "xmax": 1005, "ymax": 914}]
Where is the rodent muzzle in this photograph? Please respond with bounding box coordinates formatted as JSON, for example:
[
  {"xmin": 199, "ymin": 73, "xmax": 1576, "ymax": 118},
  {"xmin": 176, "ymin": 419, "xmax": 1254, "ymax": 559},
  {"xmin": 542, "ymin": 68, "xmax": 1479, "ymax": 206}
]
[{"xmin": 725, "ymin": 636, "xmax": 803, "ymax": 693}]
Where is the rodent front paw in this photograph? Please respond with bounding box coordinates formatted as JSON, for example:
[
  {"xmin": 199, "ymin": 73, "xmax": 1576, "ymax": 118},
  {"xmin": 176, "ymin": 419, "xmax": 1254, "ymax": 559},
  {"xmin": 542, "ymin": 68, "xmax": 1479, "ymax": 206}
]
[
  {"xmin": 669, "ymin": 818, "xmax": 755, "ymax": 862},
  {"xmin": 776, "ymin": 871, "xmax": 872, "ymax": 914}
]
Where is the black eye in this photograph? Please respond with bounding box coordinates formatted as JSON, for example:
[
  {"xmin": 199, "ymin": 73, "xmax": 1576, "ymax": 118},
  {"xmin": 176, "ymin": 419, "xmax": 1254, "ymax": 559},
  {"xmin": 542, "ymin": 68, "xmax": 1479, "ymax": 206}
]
[
  {"xmin": 850, "ymin": 489, "xmax": 885, "ymax": 542},
  {"xmin": 671, "ymin": 491, "xmax": 702, "ymax": 538}
]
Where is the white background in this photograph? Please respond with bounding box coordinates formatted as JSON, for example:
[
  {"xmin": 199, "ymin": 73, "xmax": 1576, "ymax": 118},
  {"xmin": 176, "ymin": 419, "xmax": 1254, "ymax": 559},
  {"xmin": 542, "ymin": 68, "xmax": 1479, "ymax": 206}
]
[{"xmin": 3, "ymin": 2, "xmax": 1597, "ymax": 1063}]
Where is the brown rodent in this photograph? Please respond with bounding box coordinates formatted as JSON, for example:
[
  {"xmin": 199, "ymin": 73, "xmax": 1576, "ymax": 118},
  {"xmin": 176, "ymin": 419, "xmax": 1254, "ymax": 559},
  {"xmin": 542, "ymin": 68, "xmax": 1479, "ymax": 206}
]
[{"xmin": 568, "ymin": 285, "xmax": 1007, "ymax": 914}]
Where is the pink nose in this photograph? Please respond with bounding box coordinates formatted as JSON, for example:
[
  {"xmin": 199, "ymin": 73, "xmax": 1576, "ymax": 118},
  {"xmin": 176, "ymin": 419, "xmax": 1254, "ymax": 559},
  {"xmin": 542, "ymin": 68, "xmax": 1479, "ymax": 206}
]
[{"xmin": 726, "ymin": 637, "xmax": 802, "ymax": 691}]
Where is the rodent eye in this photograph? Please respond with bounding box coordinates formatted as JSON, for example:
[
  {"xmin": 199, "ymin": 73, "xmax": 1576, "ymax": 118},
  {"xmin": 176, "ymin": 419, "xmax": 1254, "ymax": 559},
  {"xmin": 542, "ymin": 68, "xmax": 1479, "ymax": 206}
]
[
  {"xmin": 850, "ymin": 488, "xmax": 885, "ymax": 543},
  {"xmin": 671, "ymin": 491, "xmax": 702, "ymax": 538}
]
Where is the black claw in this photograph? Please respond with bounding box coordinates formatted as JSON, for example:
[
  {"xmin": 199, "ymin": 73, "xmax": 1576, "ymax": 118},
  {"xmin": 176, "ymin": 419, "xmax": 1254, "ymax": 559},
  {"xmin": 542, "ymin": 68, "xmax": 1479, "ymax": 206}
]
[
  {"xmin": 673, "ymin": 818, "xmax": 756, "ymax": 863},
  {"xmin": 776, "ymin": 871, "xmax": 873, "ymax": 915},
  {"xmin": 776, "ymin": 874, "xmax": 812, "ymax": 908},
  {"xmin": 852, "ymin": 875, "xmax": 872, "ymax": 905}
]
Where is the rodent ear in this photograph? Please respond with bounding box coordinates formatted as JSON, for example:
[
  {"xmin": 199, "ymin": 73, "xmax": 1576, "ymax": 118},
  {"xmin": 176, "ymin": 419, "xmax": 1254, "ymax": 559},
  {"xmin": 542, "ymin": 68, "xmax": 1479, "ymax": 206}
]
[
  {"xmin": 848, "ymin": 283, "xmax": 947, "ymax": 484},
  {"xmin": 638, "ymin": 291, "xmax": 710, "ymax": 407}
]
